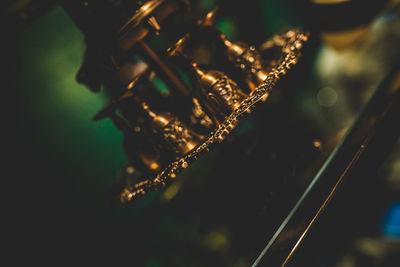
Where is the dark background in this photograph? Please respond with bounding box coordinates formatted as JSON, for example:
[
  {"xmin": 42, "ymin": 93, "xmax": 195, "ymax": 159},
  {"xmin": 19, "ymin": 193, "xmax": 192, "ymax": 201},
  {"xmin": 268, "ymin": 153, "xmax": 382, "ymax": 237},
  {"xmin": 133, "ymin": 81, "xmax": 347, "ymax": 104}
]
[{"xmin": 3, "ymin": 0, "xmax": 400, "ymax": 266}]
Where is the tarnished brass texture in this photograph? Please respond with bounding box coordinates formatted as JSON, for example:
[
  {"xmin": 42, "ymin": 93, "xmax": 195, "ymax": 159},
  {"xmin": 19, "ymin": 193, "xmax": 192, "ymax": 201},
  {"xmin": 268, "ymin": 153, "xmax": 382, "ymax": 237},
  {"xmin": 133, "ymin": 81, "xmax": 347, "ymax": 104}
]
[
  {"xmin": 62, "ymin": 2, "xmax": 309, "ymax": 205},
  {"xmin": 94, "ymin": 69, "xmax": 199, "ymax": 173},
  {"xmin": 120, "ymin": 29, "xmax": 309, "ymax": 203},
  {"xmin": 192, "ymin": 63, "xmax": 247, "ymax": 123},
  {"xmin": 221, "ymin": 35, "xmax": 269, "ymax": 91},
  {"xmin": 140, "ymin": 101, "xmax": 200, "ymax": 156}
]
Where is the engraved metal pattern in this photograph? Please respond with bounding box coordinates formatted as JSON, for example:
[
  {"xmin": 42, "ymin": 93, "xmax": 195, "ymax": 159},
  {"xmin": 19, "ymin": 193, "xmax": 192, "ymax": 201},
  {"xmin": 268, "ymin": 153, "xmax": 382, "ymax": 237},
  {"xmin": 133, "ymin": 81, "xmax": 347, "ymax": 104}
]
[
  {"xmin": 160, "ymin": 114, "xmax": 197, "ymax": 155},
  {"xmin": 205, "ymin": 72, "xmax": 247, "ymax": 118},
  {"xmin": 120, "ymin": 29, "xmax": 309, "ymax": 204},
  {"xmin": 190, "ymin": 98, "xmax": 214, "ymax": 128},
  {"xmin": 234, "ymin": 45, "xmax": 264, "ymax": 75}
]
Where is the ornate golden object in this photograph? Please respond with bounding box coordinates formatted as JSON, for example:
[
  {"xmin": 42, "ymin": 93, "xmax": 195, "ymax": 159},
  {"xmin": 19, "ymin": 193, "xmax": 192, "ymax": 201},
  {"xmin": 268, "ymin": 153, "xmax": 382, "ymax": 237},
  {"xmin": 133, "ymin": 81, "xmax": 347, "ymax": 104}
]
[
  {"xmin": 140, "ymin": 101, "xmax": 200, "ymax": 156},
  {"xmin": 8, "ymin": 1, "xmax": 400, "ymax": 266},
  {"xmin": 192, "ymin": 63, "xmax": 247, "ymax": 122},
  {"xmin": 60, "ymin": 1, "xmax": 309, "ymax": 205},
  {"xmin": 120, "ymin": 29, "xmax": 308, "ymax": 204}
]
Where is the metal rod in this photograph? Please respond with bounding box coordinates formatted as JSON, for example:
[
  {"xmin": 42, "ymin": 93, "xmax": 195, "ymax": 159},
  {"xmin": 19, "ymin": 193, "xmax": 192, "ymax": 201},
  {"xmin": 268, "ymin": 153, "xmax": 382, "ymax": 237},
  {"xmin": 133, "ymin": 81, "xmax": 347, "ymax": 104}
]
[
  {"xmin": 137, "ymin": 40, "xmax": 191, "ymax": 97},
  {"xmin": 253, "ymin": 66, "xmax": 400, "ymax": 266}
]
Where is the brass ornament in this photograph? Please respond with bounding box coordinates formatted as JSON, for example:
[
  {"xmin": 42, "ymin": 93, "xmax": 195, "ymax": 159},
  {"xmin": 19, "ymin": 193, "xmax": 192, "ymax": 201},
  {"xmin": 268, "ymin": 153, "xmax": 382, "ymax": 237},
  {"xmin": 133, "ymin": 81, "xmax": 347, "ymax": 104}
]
[{"xmin": 120, "ymin": 29, "xmax": 309, "ymax": 204}]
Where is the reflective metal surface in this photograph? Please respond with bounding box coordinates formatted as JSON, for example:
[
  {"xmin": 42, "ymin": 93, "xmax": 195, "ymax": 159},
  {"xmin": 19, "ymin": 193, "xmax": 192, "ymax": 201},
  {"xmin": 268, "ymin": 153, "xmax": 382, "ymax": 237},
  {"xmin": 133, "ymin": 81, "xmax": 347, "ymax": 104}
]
[{"xmin": 4, "ymin": 1, "xmax": 400, "ymax": 266}]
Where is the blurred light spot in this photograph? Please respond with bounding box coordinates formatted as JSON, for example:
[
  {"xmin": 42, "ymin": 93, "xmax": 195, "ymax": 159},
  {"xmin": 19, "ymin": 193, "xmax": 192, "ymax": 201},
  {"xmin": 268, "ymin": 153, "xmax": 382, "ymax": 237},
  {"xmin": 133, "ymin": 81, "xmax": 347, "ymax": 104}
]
[
  {"xmin": 150, "ymin": 162, "xmax": 160, "ymax": 171},
  {"xmin": 321, "ymin": 26, "xmax": 367, "ymax": 51},
  {"xmin": 162, "ymin": 181, "xmax": 181, "ymax": 201},
  {"xmin": 315, "ymin": 46, "xmax": 340, "ymax": 77},
  {"xmin": 354, "ymin": 237, "xmax": 387, "ymax": 259},
  {"xmin": 317, "ymin": 87, "xmax": 338, "ymax": 107},
  {"xmin": 382, "ymin": 202, "xmax": 400, "ymax": 239},
  {"xmin": 126, "ymin": 166, "xmax": 135, "ymax": 174},
  {"xmin": 313, "ymin": 140, "xmax": 322, "ymax": 149},
  {"xmin": 127, "ymin": 80, "xmax": 135, "ymax": 90},
  {"xmin": 207, "ymin": 230, "xmax": 229, "ymax": 251}
]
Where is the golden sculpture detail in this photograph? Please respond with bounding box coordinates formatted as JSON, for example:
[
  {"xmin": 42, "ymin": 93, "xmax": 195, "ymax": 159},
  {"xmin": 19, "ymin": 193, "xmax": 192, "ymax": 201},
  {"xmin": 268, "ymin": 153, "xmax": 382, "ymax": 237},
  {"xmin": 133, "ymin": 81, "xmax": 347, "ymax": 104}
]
[
  {"xmin": 120, "ymin": 28, "xmax": 308, "ymax": 204},
  {"xmin": 78, "ymin": 3, "xmax": 309, "ymax": 205},
  {"xmin": 192, "ymin": 63, "xmax": 247, "ymax": 122}
]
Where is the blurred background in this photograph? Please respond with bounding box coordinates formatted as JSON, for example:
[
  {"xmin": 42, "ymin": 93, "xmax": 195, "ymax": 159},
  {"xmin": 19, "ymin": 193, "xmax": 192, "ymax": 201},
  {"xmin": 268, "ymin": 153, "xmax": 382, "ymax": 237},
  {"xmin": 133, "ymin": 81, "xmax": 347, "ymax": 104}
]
[{"xmin": 3, "ymin": 0, "xmax": 400, "ymax": 266}]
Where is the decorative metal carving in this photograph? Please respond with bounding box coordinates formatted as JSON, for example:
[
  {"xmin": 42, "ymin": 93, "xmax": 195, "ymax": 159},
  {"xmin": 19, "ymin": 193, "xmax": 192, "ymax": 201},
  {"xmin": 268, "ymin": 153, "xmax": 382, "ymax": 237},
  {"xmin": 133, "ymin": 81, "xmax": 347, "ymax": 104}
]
[{"xmin": 60, "ymin": 1, "xmax": 309, "ymax": 205}]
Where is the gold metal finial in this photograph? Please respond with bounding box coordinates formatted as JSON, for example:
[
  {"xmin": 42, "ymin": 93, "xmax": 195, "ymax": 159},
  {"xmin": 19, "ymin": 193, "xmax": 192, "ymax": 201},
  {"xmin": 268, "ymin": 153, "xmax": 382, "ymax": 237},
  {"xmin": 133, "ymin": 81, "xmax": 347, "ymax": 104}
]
[
  {"xmin": 220, "ymin": 34, "xmax": 271, "ymax": 91},
  {"xmin": 168, "ymin": 35, "xmax": 189, "ymax": 57},
  {"xmin": 220, "ymin": 34, "xmax": 246, "ymax": 61},
  {"xmin": 141, "ymin": 101, "xmax": 170, "ymax": 128},
  {"xmin": 191, "ymin": 62, "xmax": 218, "ymax": 90},
  {"xmin": 168, "ymin": 8, "xmax": 219, "ymax": 58},
  {"xmin": 197, "ymin": 8, "xmax": 219, "ymax": 27},
  {"xmin": 192, "ymin": 62, "xmax": 247, "ymax": 121},
  {"xmin": 147, "ymin": 16, "xmax": 161, "ymax": 35},
  {"xmin": 119, "ymin": 0, "xmax": 164, "ymax": 34},
  {"xmin": 140, "ymin": 100, "xmax": 200, "ymax": 156}
]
